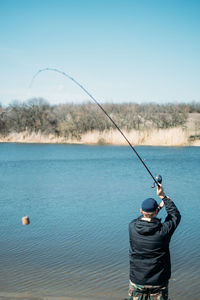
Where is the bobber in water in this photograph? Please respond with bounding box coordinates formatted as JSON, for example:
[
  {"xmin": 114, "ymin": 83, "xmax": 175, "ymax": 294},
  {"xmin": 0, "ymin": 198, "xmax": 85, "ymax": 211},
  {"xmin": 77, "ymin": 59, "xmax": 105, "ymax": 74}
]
[{"xmin": 22, "ymin": 216, "xmax": 30, "ymax": 225}]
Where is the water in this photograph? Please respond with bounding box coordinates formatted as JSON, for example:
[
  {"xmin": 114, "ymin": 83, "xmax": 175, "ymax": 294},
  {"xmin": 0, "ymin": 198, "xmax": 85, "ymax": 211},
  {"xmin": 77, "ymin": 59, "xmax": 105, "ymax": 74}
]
[{"xmin": 0, "ymin": 144, "xmax": 199, "ymax": 300}]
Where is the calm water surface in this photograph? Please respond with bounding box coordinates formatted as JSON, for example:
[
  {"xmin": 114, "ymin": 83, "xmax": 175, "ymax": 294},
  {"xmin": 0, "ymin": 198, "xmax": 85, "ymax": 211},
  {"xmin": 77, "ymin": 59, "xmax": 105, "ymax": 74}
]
[{"xmin": 0, "ymin": 144, "xmax": 199, "ymax": 300}]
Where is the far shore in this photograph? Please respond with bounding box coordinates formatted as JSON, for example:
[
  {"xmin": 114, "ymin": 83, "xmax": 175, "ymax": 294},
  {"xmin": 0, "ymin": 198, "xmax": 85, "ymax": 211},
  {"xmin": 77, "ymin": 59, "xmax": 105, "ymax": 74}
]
[{"xmin": 0, "ymin": 128, "xmax": 200, "ymax": 147}]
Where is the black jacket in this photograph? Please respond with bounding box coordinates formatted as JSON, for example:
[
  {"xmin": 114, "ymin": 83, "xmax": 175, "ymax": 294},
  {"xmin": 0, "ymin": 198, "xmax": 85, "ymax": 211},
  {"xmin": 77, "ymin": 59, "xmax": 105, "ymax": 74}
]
[{"xmin": 129, "ymin": 197, "xmax": 181, "ymax": 285}]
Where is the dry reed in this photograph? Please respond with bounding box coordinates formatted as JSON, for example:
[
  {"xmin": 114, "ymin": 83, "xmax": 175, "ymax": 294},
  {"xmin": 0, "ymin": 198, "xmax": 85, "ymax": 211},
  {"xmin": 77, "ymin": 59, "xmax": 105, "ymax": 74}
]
[{"xmin": 0, "ymin": 127, "xmax": 198, "ymax": 146}]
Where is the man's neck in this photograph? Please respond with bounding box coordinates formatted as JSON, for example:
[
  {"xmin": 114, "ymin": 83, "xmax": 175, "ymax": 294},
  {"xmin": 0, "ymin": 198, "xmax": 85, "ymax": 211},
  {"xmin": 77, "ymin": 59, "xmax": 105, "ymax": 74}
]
[{"xmin": 141, "ymin": 217, "xmax": 152, "ymax": 222}]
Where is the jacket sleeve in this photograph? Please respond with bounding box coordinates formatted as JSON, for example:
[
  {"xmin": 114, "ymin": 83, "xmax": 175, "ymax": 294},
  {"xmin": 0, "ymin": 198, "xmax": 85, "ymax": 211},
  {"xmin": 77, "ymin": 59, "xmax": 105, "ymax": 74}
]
[
  {"xmin": 162, "ymin": 196, "xmax": 181, "ymax": 236},
  {"xmin": 129, "ymin": 222, "xmax": 133, "ymax": 251}
]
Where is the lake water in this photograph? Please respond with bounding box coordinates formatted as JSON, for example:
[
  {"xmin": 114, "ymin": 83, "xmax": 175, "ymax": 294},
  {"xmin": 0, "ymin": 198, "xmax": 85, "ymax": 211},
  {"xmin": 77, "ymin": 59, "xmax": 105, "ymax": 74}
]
[{"xmin": 0, "ymin": 144, "xmax": 199, "ymax": 300}]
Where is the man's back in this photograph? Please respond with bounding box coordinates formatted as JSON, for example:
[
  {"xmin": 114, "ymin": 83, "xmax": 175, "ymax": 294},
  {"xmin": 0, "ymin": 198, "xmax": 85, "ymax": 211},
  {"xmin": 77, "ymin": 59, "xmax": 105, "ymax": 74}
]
[{"xmin": 129, "ymin": 192, "xmax": 181, "ymax": 287}]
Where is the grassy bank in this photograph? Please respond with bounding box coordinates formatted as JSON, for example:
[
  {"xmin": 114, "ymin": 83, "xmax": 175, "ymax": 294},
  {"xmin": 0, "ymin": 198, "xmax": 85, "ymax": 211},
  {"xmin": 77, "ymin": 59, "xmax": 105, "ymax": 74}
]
[
  {"xmin": 0, "ymin": 127, "xmax": 199, "ymax": 146},
  {"xmin": 0, "ymin": 101, "xmax": 200, "ymax": 146}
]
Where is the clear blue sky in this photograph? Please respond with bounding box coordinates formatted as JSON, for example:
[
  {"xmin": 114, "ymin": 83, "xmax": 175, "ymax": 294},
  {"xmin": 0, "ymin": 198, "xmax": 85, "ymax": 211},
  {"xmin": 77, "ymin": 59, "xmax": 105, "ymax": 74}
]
[{"xmin": 0, "ymin": 0, "xmax": 200, "ymax": 106}]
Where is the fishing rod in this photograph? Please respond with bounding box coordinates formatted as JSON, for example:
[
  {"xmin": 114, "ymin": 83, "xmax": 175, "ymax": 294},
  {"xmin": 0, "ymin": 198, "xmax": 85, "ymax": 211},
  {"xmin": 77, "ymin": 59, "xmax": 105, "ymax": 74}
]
[{"xmin": 30, "ymin": 67, "xmax": 160, "ymax": 187}]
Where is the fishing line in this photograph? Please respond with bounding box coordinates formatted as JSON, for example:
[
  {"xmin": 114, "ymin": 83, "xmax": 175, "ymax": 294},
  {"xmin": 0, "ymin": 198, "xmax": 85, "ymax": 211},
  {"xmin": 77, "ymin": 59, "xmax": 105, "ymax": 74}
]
[{"xmin": 30, "ymin": 67, "xmax": 159, "ymax": 186}]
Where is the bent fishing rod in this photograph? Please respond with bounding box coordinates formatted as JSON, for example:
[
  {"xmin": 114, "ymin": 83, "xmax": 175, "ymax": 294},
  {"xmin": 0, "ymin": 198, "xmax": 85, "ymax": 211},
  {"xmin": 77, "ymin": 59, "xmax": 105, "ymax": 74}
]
[{"xmin": 30, "ymin": 67, "xmax": 160, "ymax": 187}]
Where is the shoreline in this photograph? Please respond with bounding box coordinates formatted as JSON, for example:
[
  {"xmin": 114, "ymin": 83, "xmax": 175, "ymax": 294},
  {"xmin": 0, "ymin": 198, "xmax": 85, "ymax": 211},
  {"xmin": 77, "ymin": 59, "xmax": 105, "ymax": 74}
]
[
  {"xmin": 0, "ymin": 128, "xmax": 200, "ymax": 147},
  {"xmin": 0, "ymin": 292, "xmax": 115, "ymax": 300}
]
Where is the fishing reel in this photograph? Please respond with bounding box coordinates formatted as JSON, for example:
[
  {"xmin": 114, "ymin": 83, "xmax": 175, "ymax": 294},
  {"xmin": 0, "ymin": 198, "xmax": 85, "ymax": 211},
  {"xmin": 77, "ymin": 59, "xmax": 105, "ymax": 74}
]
[{"xmin": 152, "ymin": 174, "xmax": 162, "ymax": 188}]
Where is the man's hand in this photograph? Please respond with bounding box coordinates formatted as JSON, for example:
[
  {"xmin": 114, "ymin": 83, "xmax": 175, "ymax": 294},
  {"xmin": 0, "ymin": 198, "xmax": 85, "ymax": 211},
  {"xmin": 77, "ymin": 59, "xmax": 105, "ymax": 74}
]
[
  {"xmin": 157, "ymin": 184, "xmax": 166, "ymax": 211},
  {"xmin": 158, "ymin": 200, "xmax": 165, "ymax": 209},
  {"xmin": 157, "ymin": 184, "xmax": 166, "ymax": 199}
]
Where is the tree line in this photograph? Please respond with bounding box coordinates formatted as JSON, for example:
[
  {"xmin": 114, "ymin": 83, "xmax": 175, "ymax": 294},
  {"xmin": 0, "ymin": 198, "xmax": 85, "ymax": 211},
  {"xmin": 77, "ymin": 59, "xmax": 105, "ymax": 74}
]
[{"xmin": 0, "ymin": 99, "xmax": 199, "ymax": 139}]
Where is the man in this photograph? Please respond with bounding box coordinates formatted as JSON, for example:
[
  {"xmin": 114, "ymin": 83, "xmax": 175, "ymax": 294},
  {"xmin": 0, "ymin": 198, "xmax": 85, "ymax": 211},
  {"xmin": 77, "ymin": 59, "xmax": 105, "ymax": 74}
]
[{"xmin": 127, "ymin": 184, "xmax": 181, "ymax": 300}]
